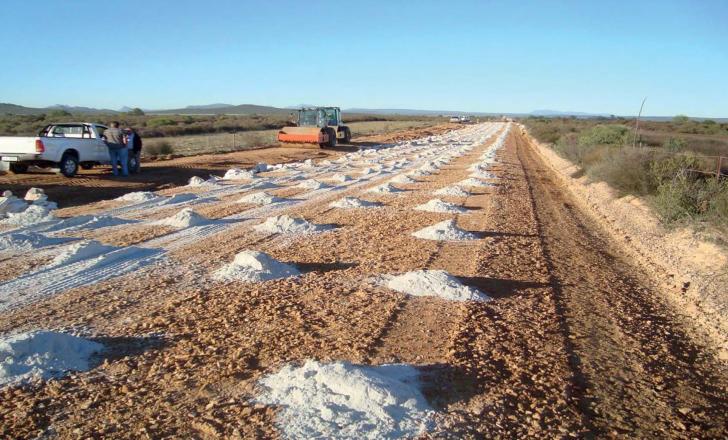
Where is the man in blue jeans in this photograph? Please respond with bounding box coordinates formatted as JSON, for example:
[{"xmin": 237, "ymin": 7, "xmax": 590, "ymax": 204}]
[{"xmin": 104, "ymin": 121, "xmax": 128, "ymax": 176}]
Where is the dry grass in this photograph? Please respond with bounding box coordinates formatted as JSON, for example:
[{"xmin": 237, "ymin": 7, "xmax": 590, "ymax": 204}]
[{"xmin": 146, "ymin": 120, "xmax": 436, "ymax": 156}]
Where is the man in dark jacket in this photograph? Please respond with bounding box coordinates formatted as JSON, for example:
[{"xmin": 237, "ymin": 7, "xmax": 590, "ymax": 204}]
[
  {"xmin": 104, "ymin": 121, "xmax": 128, "ymax": 176},
  {"xmin": 126, "ymin": 127, "xmax": 142, "ymax": 173}
]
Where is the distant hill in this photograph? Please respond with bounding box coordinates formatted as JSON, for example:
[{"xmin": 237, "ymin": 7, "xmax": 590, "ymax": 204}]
[
  {"xmin": 0, "ymin": 103, "xmax": 119, "ymax": 115},
  {"xmin": 0, "ymin": 103, "xmax": 44, "ymax": 115},
  {"xmin": 47, "ymin": 104, "xmax": 118, "ymax": 114}
]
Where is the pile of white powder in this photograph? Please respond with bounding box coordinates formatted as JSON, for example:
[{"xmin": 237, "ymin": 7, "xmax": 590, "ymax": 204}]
[
  {"xmin": 115, "ymin": 191, "xmax": 159, "ymax": 203},
  {"xmin": 0, "ymin": 232, "xmax": 74, "ymax": 252},
  {"xmin": 414, "ymin": 199, "xmax": 466, "ymax": 213},
  {"xmin": 385, "ymin": 270, "xmax": 490, "ymax": 301},
  {"xmin": 367, "ymin": 183, "xmax": 404, "ymax": 194},
  {"xmin": 329, "ymin": 197, "xmax": 381, "ymax": 209},
  {"xmin": 0, "ymin": 330, "xmax": 103, "ymax": 386},
  {"xmin": 296, "ymin": 180, "xmax": 331, "ymax": 190},
  {"xmin": 187, "ymin": 176, "xmax": 219, "ymax": 187},
  {"xmin": 411, "ymin": 220, "xmax": 477, "ymax": 241},
  {"xmin": 155, "ymin": 208, "xmax": 211, "ymax": 228},
  {"xmin": 213, "ymin": 250, "xmax": 300, "ymax": 282},
  {"xmin": 253, "ymin": 215, "xmax": 330, "ymax": 234},
  {"xmin": 433, "ymin": 186, "xmax": 470, "ymax": 197},
  {"xmin": 237, "ymin": 192, "xmax": 285, "ymax": 205},
  {"xmin": 223, "ymin": 168, "xmax": 256, "ymax": 180},
  {"xmin": 255, "ymin": 360, "xmax": 433, "ymax": 439},
  {"xmin": 50, "ymin": 240, "xmax": 117, "ymax": 267}
]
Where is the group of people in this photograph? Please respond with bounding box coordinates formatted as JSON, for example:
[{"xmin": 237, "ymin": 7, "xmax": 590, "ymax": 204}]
[{"xmin": 103, "ymin": 121, "xmax": 143, "ymax": 177}]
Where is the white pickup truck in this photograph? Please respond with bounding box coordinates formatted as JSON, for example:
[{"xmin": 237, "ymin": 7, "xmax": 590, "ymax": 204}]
[{"xmin": 0, "ymin": 122, "xmax": 138, "ymax": 177}]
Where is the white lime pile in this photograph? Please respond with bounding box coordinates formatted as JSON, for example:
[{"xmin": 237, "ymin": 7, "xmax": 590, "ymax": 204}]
[
  {"xmin": 328, "ymin": 173, "xmax": 352, "ymax": 183},
  {"xmin": 187, "ymin": 176, "xmax": 218, "ymax": 186},
  {"xmin": 411, "ymin": 219, "xmax": 477, "ymax": 241},
  {"xmin": 237, "ymin": 192, "xmax": 285, "ymax": 205},
  {"xmin": 0, "ymin": 330, "xmax": 103, "ymax": 386},
  {"xmin": 0, "ymin": 232, "xmax": 73, "ymax": 252},
  {"xmin": 389, "ymin": 174, "xmax": 416, "ymax": 184},
  {"xmin": 329, "ymin": 197, "xmax": 381, "ymax": 209},
  {"xmin": 2, "ymin": 204, "xmax": 56, "ymax": 227},
  {"xmin": 386, "ymin": 270, "xmax": 490, "ymax": 301},
  {"xmin": 223, "ymin": 168, "xmax": 256, "ymax": 180},
  {"xmin": 0, "ymin": 191, "xmax": 29, "ymax": 218},
  {"xmin": 457, "ymin": 178, "xmax": 491, "ymax": 187},
  {"xmin": 155, "ymin": 208, "xmax": 211, "ymax": 228},
  {"xmin": 414, "ymin": 199, "xmax": 466, "ymax": 214},
  {"xmin": 252, "ymin": 180, "xmax": 281, "ymax": 190},
  {"xmin": 214, "ymin": 250, "xmax": 299, "ymax": 282},
  {"xmin": 253, "ymin": 215, "xmax": 330, "ymax": 234},
  {"xmin": 255, "ymin": 360, "xmax": 433, "ymax": 440},
  {"xmin": 296, "ymin": 180, "xmax": 331, "ymax": 190},
  {"xmin": 115, "ymin": 191, "xmax": 159, "ymax": 203},
  {"xmin": 433, "ymin": 186, "xmax": 470, "ymax": 197},
  {"xmin": 366, "ymin": 183, "xmax": 404, "ymax": 194},
  {"xmin": 50, "ymin": 240, "xmax": 117, "ymax": 267}
]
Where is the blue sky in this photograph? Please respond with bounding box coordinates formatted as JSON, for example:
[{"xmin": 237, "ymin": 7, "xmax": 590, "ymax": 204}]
[{"xmin": 1, "ymin": 0, "xmax": 726, "ymax": 116}]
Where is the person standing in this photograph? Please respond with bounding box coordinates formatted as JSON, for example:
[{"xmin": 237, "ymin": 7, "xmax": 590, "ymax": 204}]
[
  {"xmin": 125, "ymin": 126, "xmax": 142, "ymax": 173},
  {"xmin": 105, "ymin": 121, "xmax": 128, "ymax": 177}
]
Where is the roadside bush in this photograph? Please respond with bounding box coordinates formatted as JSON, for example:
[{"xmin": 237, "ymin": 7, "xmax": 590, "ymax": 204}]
[
  {"xmin": 587, "ymin": 148, "xmax": 654, "ymax": 195},
  {"xmin": 147, "ymin": 118, "xmax": 176, "ymax": 128},
  {"xmin": 144, "ymin": 141, "xmax": 174, "ymax": 157},
  {"xmin": 653, "ymin": 176, "xmax": 728, "ymax": 224},
  {"xmin": 578, "ymin": 124, "xmax": 630, "ymax": 147},
  {"xmin": 648, "ymin": 153, "xmax": 701, "ymax": 188},
  {"xmin": 663, "ymin": 137, "xmax": 687, "ymax": 152}
]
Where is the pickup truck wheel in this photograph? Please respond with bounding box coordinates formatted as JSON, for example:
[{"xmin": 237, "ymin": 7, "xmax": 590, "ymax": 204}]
[
  {"xmin": 60, "ymin": 154, "xmax": 79, "ymax": 177},
  {"xmin": 9, "ymin": 163, "xmax": 29, "ymax": 174}
]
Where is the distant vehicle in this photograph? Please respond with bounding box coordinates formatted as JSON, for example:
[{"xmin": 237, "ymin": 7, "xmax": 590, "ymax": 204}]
[
  {"xmin": 0, "ymin": 123, "xmax": 139, "ymax": 177},
  {"xmin": 459, "ymin": 115, "xmax": 472, "ymax": 123},
  {"xmin": 449, "ymin": 116, "xmax": 461, "ymax": 123},
  {"xmin": 277, "ymin": 107, "xmax": 352, "ymax": 148}
]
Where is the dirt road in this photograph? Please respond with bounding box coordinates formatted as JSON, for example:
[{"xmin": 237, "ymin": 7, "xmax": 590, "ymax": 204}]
[{"xmin": 0, "ymin": 123, "xmax": 725, "ymax": 438}]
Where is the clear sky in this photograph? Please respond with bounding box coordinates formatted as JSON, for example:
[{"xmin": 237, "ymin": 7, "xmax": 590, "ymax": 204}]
[{"xmin": 1, "ymin": 0, "xmax": 727, "ymax": 117}]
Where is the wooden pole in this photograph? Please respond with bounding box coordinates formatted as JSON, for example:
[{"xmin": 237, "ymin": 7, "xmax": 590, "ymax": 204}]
[{"xmin": 633, "ymin": 97, "xmax": 647, "ymax": 148}]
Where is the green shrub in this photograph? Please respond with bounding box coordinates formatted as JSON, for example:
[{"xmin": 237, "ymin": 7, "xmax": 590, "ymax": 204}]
[
  {"xmin": 587, "ymin": 148, "xmax": 654, "ymax": 195},
  {"xmin": 648, "ymin": 153, "xmax": 701, "ymax": 188},
  {"xmin": 663, "ymin": 137, "xmax": 687, "ymax": 152},
  {"xmin": 147, "ymin": 118, "xmax": 176, "ymax": 128},
  {"xmin": 144, "ymin": 141, "xmax": 174, "ymax": 156},
  {"xmin": 653, "ymin": 176, "xmax": 728, "ymax": 224},
  {"xmin": 578, "ymin": 124, "xmax": 630, "ymax": 147}
]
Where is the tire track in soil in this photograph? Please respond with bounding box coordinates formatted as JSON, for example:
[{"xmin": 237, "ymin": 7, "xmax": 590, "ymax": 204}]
[{"xmin": 427, "ymin": 129, "xmax": 584, "ymax": 438}]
